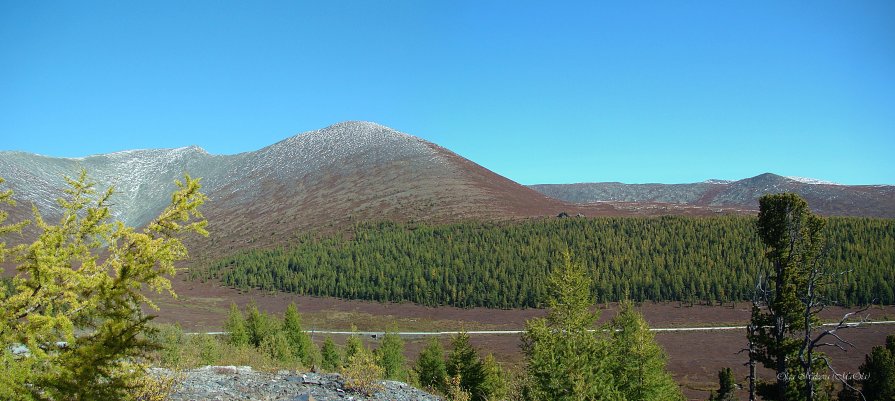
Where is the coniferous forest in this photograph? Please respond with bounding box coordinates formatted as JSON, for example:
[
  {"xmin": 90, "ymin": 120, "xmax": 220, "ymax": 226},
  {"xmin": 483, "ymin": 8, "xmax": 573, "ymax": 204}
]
[{"xmin": 196, "ymin": 216, "xmax": 895, "ymax": 308}]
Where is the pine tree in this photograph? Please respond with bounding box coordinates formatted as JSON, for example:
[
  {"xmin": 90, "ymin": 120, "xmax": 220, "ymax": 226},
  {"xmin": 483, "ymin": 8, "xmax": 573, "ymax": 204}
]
[
  {"xmin": 320, "ymin": 336, "xmax": 341, "ymax": 372},
  {"xmin": 0, "ymin": 171, "xmax": 207, "ymax": 401},
  {"xmin": 609, "ymin": 299, "xmax": 684, "ymax": 401},
  {"xmin": 415, "ymin": 337, "xmax": 448, "ymax": 392},
  {"xmin": 708, "ymin": 367, "xmax": 738, "ymax": 401},
  {"xmin": 282, "ymin": 302, "xmax": 316, "ymax": 367},
  {"xmin": 858, "ymin": 335, "xmax": 895, "ymax": 400},
  {"xmin": 750, "ymin": 193, "xmax": 826, "ymax": 401},
  {"xmin": 447, "ymin": 331, "xmax": 486, "ymax": 401},
  {"xmin": 522, "ymin": 252, "xmax": 621, "ymax": 401},
  {"xmin": 376, "ymin": 330, "xmax": 408, "ymax": 381},
  {"xmin": 224, "ymin": 303, "xmax": 249, "ymax": 347}
]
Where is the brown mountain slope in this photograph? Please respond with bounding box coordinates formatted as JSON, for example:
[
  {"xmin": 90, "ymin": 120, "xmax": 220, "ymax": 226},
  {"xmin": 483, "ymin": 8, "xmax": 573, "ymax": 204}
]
[
  {"xmin": 189, "ymin": 122, "xmax": 621, "ymax": 258},
  {"xmin": 531, "ymin": 173, "xmax": 895, "ymax": 218},
  {"xmin": 1, "ymin": 121, "xmax": 743, "ymax": 265}
]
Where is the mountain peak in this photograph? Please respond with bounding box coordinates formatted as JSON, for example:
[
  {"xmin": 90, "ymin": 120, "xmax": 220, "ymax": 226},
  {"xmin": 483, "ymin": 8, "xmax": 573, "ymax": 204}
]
[{"xmin": 325, "ymin": 120, "xmax": 392, "ymax": 131}]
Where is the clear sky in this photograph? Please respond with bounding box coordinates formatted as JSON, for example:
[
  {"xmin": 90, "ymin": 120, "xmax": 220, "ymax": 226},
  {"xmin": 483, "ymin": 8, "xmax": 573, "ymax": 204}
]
[{"xmin": 2, "ymin": 1, "xmax": 893, "ymax": 185}]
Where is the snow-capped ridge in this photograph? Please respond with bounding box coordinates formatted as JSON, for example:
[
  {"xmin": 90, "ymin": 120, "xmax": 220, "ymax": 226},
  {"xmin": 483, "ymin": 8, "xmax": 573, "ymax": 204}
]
[{"xmin": 785, "ymin": 176, "xmax": 840, "ymax": 185}]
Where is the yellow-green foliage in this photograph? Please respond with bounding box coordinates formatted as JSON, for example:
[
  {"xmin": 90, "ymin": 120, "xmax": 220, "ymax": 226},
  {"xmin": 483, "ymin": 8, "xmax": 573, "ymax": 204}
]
[
  {"xmin": 446, "ymin": 375, "xmax": 471, "ymax": 401},
  {"xmin": 342, "ymin": 345, "xmax": 384, "ymax": 396},
  {"xmin": 150, "ymin": 324, "xmax": 225, "ymax": 369},
  {"xmin": 131, "ymin": 371, "xmax": 183, "ymax": 401},
  {"xmin": 0, "ymin": 171, "xmax": 207, "ymax": 400}
]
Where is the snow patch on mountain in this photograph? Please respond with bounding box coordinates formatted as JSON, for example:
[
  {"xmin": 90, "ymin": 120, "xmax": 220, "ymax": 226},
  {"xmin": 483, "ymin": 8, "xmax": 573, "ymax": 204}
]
[
  {"xmin": 0, "ymin": 122, "xmax": 453, "ymax": 227},
  {"xmin": 785, "ymin": 176, "xmax": 840, "ymax": 185}
]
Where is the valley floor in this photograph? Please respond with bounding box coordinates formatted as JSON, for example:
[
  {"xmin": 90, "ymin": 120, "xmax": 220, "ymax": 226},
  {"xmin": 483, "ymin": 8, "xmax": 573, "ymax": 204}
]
[{"xmin": 153, "ymin": 278, "xmax": 895, "ymax": 401}]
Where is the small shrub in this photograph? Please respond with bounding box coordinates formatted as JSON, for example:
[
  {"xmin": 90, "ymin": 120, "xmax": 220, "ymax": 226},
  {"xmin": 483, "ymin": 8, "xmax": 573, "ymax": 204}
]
[
  {"xmin": 215, "ymin": 342, "xmax": 279, "ymax": 370},
  {"xmin": 342, "ymin": 348, "xmax": 384, "ymax": 396},
  {"xmin": 446, "ymin": 375, "xmax": 471, "ymax": 401},
  {"xmin": 131, "ymin": 371, "xmax": 182, "ymax": 401},
  {"xmin": 191, "ymin": 334, "xmax": 223, "ymax": 366}
]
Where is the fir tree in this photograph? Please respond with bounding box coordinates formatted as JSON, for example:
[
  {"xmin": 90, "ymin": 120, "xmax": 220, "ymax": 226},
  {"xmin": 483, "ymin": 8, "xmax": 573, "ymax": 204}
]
[
  {"xmin": 708, "ymin": 367, "xmax": 738, "ymax": 401},
  {"xmin": 447, "ymin": 331, "xmax": 485, "ymax": 401},
  {"xmin": 479, "ymin": 353, "xmax": 507, "ymax": 401},
  {"xmin": 522, "ymin": 252, "xmax": 621, "ymax": 401},
  {"xmin": 858, "ymin": 335, "xmax": 895, "ymax": 400},
  {"xmin": 245, "ymin": 302, "xmax": 277, "ymax": 347},
  {"xmin": 261, "ymin": 331, "xmax": 293, "ymax": 363},
  {"xmin": 282, "ymin": 302, "xmax": 316, "ymax": 367},
  {"xmin": 376, "ymin": 330, "xmax": 407, "ymax": 381},
  {"xmin": 224, "ymin": 303, "xmax": 249, "ymax": 347},
  {"xmin": 320, "ymin": 336, "xmax": 341, "ymax": 372},
  {"xmin": 344, "ymin": 332, "xmax": 365, "ymax": 367},
  {"xmin": 608, "ymin": 299, "xmax": 684, "ymax": 401},
  {"xmin": 415, "ymin": 337, "xmax": 448, "ymax": 392}
]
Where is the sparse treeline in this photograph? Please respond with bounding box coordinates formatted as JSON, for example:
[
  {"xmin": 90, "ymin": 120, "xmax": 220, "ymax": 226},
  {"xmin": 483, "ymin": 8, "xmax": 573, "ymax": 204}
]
[{"xmin": 196, "ymin": 216, "xmax": 895, "ymax": 307}]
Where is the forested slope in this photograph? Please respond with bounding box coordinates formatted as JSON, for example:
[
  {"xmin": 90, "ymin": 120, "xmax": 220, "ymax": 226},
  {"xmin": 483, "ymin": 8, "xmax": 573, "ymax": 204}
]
[{"xmin": 196, "ymin": 216, "xmax": 895, "ymax": 308}]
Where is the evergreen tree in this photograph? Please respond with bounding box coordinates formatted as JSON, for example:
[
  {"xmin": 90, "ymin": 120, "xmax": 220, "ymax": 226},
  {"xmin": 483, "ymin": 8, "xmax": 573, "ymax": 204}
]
[
  {"xmin": 376, "ymin": 330, "xmax": 408, "ymax": 381},
  {"xmin": 447, "ymin": 331, "xmax": 485, "ymax": 401},
  {"xmin": 320, "ymin": 336, "xmax": 341, "ymax": 372},
  {"xmin": 708, "ymin": 367, "xmax": 738, "ymax": 401},
  {"xmin": 415, "ymin": 337, "xmax": 448, "ymax": 392},
  {"xmin": 835, "ymin": 380, "xmax": 861, "ymax": 401},
  {"xmin": 608, "ymin": 299, "xmax": 684, "ymax": 401},
  {"xmin": 479, "ymin": 353, "xmax": 507, "ymax": 401},
  {"xmin": 261, "ymin": 331, "xmax": 293, "ymax": 363},
  {"xmin": 749, "ymin": 193, "xmax": 826, "ymax": 401},
  {"xmin": 224, "ymin": 303, "xmax": 249, "ymax": 347},
  {"xmin": 0, "ymin": 172, "xmax": 207, "ymax": 401},
  {"xmin": 344, "ymin": 332, "xmax": 365, "ymax": 367},
  {"xmin": 282, "ymin": 302, "xmax": 316, "ymax": 367},
  {"xmin": 858, "ymin": 334, "xmax": 895, "ymax": 400},
  {"xmin": 522, "ymin": 252, "xmax": 621, "ymax": 401},
  {"xmin": 245, "ymin": 302, "xmax": 277, "ymax": 347}
]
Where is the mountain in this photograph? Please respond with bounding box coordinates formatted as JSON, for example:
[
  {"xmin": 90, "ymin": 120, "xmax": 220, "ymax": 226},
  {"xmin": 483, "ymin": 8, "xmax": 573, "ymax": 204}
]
[
  {"xmin": 530, "ymin": 173, "xmax": 895, "ymax": 218},
  {"xmin": 3, "ymin": 122, "xmax": 664, "ymax": 259}
]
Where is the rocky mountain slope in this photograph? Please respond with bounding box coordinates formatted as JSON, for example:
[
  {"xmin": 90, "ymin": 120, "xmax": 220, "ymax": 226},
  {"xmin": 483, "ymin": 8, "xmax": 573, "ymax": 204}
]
[
  {"xmin": 3, "ymin": 121, "xmax": 648, "ymax": 259},
  {"xmin": 530, "ymin": 173, "xmax": 895, "ymax": 218}
]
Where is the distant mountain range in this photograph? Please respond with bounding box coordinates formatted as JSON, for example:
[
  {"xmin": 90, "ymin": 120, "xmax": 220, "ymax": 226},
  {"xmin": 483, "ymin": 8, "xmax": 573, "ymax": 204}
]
[
  {"xmin": 1, "ymin": 122, "xmax": 892, "ymax": 259},
  {"xmin": 530, "ymin": 173, "xmax": 895, "ymax": 218}
]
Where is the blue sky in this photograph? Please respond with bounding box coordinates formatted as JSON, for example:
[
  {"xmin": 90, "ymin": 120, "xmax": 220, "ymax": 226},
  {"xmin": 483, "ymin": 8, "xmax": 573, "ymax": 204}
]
[{"xmin": 2, "ymin": 1, "xmax": 893, "ymax": 185}]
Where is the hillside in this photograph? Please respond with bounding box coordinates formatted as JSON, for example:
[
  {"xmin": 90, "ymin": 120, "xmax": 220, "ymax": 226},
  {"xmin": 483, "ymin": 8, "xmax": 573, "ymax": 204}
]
[
  {"xmin": 530, "ymin": 173, "xmax": 895, "ymax": 218},
  {"xmin": 0, "ymin": 122, "xmax": 744, "ymax": 262}
]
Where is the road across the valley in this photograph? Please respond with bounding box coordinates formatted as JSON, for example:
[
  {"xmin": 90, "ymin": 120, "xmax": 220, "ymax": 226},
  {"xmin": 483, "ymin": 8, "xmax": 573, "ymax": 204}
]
[{"xmin": 192, "ymin": 320, "xmax": 895, "ymax": 337}]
